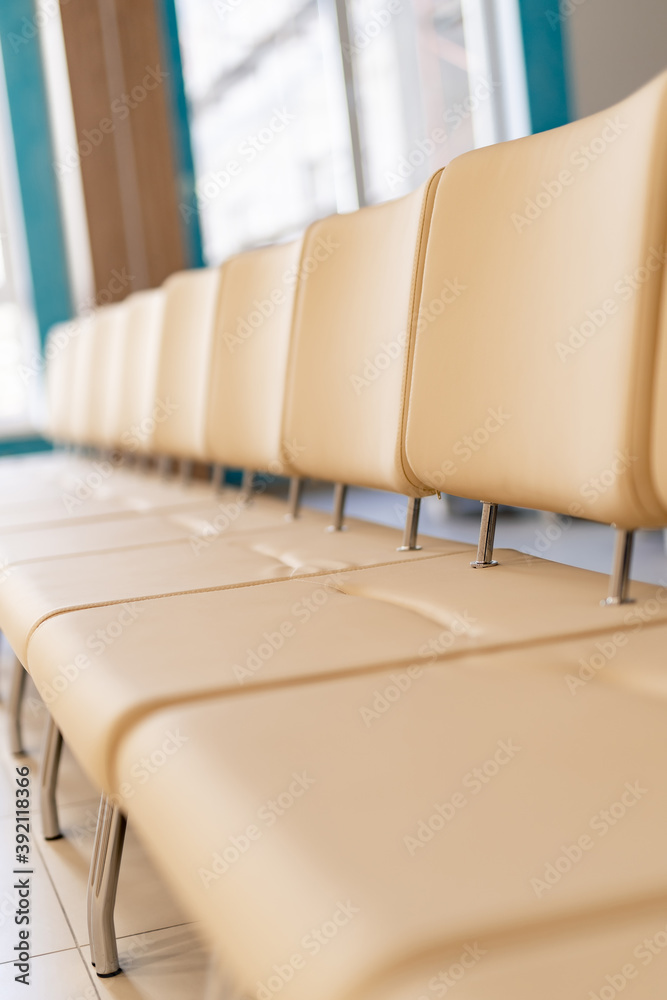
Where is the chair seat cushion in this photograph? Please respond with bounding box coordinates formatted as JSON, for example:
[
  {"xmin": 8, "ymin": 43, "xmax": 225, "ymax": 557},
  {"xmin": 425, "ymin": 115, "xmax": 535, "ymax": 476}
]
[
  {"xmin": 25, "ymin": 549, "xmax": 666, "ymax": 790},
  {"xmin": 2, "ymin": 521, "xmax": 460, "ymax": 664},
  {"xmin": 113, "ymin": 656, "xmax": 667, "ymax": 1000}
]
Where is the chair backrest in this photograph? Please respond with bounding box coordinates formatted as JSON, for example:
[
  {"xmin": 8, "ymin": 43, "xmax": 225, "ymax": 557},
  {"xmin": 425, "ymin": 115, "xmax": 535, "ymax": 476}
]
[
  {"xmin": 152, "ymin": 267, "xmax": 223, "ymax": 460},
  {"xmin": 280, "ymin": 174, "xmax": 443, "ymax": 495},
  {"xmin": 405, "ymin": 71, "xmax": 667, "ymax": 529},
  {"xmin": 204, "ymin": 240, "xmax": 302, "ymax": 473},
  {"xmin": 45, "ymin": 321, "xmax": 79, "ymax": 443},
  {"xmin": 111, "ymin": 288, "xmax": 165, "ymax": 456},
  {"xmin": 86, "ymin": 301, "xmax": 130, "ymax": 449},
  {"xmin": 64, "ymin": 312, "xmax": 100, "ymax": 447}
]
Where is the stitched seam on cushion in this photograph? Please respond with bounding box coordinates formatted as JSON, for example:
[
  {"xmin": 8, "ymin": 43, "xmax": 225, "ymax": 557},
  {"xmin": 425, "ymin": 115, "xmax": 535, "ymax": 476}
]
[
  {"xmin": 24, "ymin": 549, "xmax": 466, "ymax": 658},
  {"xmin": 279, "ymin": 225, "xmax": 321, "ymax": 478},
  {"xmin": 105, "ymin": 610, "xmax": 667, "ymax": 793},
  {"xmin": 638, "ymin": 78, "xmax": 667, "ymax": 523},
  {"xmin": 202, "ymin": 259, "xmax": 233, "ymax": 462},
  {"xmin": 397, "ymin": 168, "xmax": 445, "ymax": 495},
  {"xmin": 7, "ymin": 536, "xmax": 190, "ymax": 569}
]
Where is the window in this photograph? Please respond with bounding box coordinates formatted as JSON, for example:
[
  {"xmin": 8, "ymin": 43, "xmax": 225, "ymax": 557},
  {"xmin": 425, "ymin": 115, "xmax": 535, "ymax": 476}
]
[
  {"xmin": 175, "ymin": 0, "xmax": 351, "ymax": 262},
  {"xmin": 174, "ymin": 0, "xmax": 530, "ymax": 263},
  {"xmin": 0, "ymin": 44, "xmax": 42, "ymax": 435}
]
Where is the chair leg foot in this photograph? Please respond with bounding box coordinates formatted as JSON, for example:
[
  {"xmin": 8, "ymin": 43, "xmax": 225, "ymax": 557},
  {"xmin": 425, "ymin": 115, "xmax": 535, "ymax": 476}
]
[
  {"xmin": 40, "ymin": 717, "xmax": 63, "ymax": 840},
  {"xmin": 8, "ymin": 658, "xmax": 26, "ymax": 756},
  {"xmin": 88, "ymin": 794, "xmax": 126, "ymax": 977}
]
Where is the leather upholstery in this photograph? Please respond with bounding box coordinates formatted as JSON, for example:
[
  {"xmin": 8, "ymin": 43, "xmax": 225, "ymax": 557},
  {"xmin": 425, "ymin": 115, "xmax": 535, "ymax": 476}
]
[
  {"xmin": 6, "ymin": 72, "xmax": 667, "ymax": 999},
  {"xmin": 152, "ymin": 267, "xmax": 223, "ymax": 459},
  {"xmin": 406, "ymin": 71, "xmax": 667, "ymax": 528},
  {"xmin": 45, "ymin": 321, "xmax": 79, "ymax": 443},
  {"xmin": 282, "ymin": 175, "xmax": 443, "ymax": 495},
  {"xmin": 64, "ymin": 313, "xmax": 98, "ymax": 446},
  {"xmin": 25, "ymin": 549, "xmax": 667, "ymax": 791},
  {"xmin": 86, "ymin": 302, "xmax": 129, "ymax": 448},
  {"xmin": 205, "ymin": 241, "xmax": 303, "ymax": 472},
  {"xmin": 113, "ymin": 655, "xmax": 667, "ymax": 1000},
  {"xmin": 109, "ymin": 289, "xmax": 165, "ymax": 455},
  {"xmin": 359, "ymin": 903, "xmax": 667, "ymax": 1000},
  {"xmin": 5, "ymin": 522, "xmax": 460, "ymax": 665}
]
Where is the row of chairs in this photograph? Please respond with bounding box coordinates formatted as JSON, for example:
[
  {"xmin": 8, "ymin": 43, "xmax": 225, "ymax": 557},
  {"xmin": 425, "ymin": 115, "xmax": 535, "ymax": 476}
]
[{"xmin": 2, "ymin": 70, "xmax": 667, "ymax": 998}]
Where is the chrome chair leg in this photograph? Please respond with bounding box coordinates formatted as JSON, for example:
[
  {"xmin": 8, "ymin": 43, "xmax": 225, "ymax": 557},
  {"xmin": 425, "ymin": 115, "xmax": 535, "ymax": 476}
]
[
  {"xmin": 40, "ymin": 717, "xmax": 63, "ymax": 840},
  {"xmin": 470, "ymin": 501, "xmax": 499, "ymax": 568},
  {"xmin": 397, "ymin": 496, "xmax": 422, "ymax": 551},
  {"xmin": 603, "ymin": 528, "xmax": 635, "ymax": 605},
  {"xmin": 8, "ymin": 657, "xmax": 26, "ymax": 755},
  {"xmin": 88, "ymin": 794, "xmax": 126, "ymax": 977},
  {"xmin": 286, "ymin": 475, "xmax": 304, "ymax": 520},
  {"xmin": 327, "ymin": 483, "xmax": 348, "ymax": 531}
]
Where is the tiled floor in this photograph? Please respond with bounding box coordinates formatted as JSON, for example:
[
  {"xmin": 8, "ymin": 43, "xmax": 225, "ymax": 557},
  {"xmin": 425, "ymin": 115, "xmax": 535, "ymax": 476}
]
[
  {"xmin": 0, "ymin": 488, "xmax": 665, "ymax": 998},
  {"xmin": 0, "ymin": 647, "xmax": 211, "ymax": 1000}
]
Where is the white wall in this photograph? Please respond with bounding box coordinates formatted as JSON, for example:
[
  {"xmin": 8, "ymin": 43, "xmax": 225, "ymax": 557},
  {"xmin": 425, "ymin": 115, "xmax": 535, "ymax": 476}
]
[{"xmin": 564, "ymin": 0, "xmax": 667, "ymax": 118}]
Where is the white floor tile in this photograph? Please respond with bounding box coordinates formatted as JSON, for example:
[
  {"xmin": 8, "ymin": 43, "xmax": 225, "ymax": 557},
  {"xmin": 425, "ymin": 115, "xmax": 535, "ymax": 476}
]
[
  {"xmin": 0, "ymin": 816, "xmax": 76, "ymax": 962},
  {"xmin": 38, "ymin": 801, "xmax": 189, "ymax": 947},
  {"xmin": 0, "ymin": 670, "xmax": 100, "ymax": 812},
  {"xmin": 84, "ymin": 924, "xmax": 209, "ymax": 999},
  {"xmin": 0, "ymin": 946, "xmax": 99, "ymax": 998}
]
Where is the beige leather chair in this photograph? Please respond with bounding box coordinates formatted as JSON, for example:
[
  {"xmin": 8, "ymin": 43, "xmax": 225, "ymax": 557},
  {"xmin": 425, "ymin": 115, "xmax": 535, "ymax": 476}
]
[
  {"xmin": 8, "ymin": 69, "xmax": 667, "ymax": 988},
  {"xmin": 0, "ymin": 199, "xmax": 466, "ymax": 666},
  {"xmin": 23, "ymin": 70, "xmax": 667, "ymax": 981},
  {"xmin": 0, "ymin": 184, "xmax": 467, "ymax": 804},
  {"xmin": 0, "ymin": 316, "xmax": 95, "ymax": 494},
  {"xmin": 113, "ymin": 641, "xmax": 667, "ymax": 999},
  {"xmin": 0, "ymin": 176, "xmax": 476, "ymax": 658},
  {"xmin": 356, "ymin": 902, "xmax": 667, "ymax": 1000},
  {"xmin": 26, "ymin": 67, "xmax": 667, "ymax": 776},
  {"xmin": 0, "ymin": 313, "xmax": 100, "ymax": 500}
]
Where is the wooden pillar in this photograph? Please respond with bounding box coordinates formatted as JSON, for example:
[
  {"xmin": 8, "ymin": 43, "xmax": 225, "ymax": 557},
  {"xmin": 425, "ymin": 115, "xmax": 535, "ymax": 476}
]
[{"xmin": 59, "ymin": 0, "xmax": 187, "ymax": 305}]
